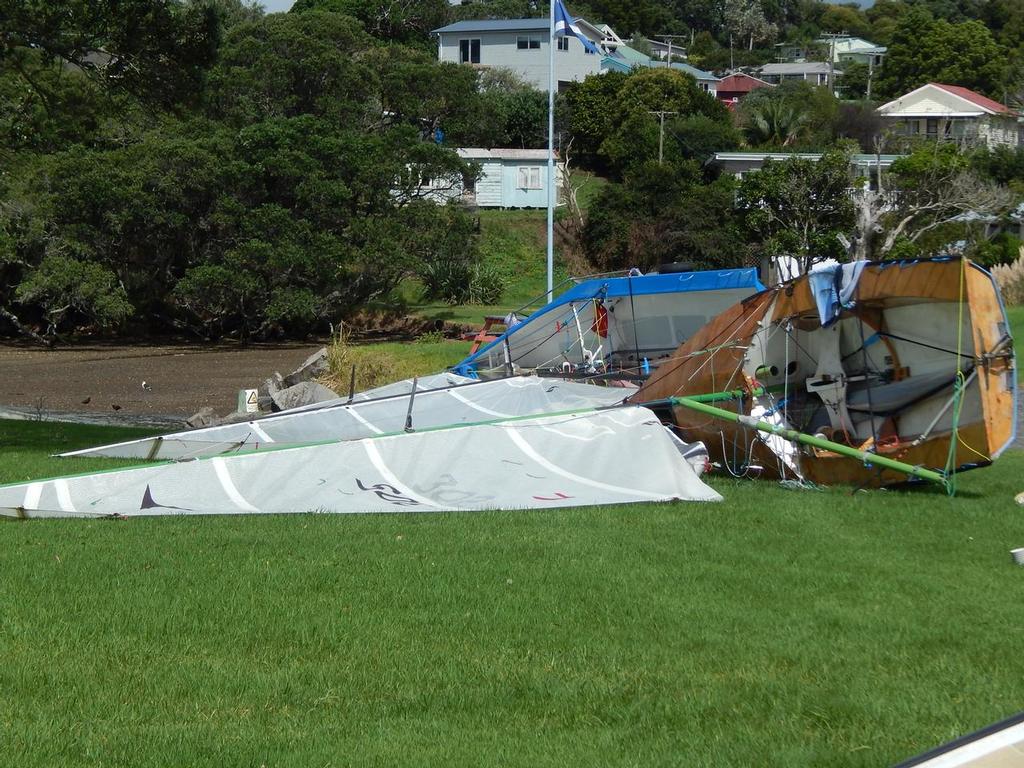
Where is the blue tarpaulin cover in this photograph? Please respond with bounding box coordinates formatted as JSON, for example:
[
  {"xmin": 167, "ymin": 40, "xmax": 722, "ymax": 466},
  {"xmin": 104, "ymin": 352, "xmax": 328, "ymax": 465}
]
[{"xmin": 453, "ymin": 268, "xmax": 765, "ymax": 375}]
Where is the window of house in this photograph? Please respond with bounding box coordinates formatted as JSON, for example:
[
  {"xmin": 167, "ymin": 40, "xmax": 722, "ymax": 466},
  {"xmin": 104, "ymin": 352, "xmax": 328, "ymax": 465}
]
[
  {"xmin": 926, "ymin": 118, "xmax": 939, "ymax": 139},
  {"xmin": 557, "ymin": 37, "xmax": 570, "ymax": 51},
  {"xmin": 517, "ymin": 36, "xmax": 541, "ymax": 50},
  {"xmin": 517, "ymin": 166, "xmax": 542, "ymax": 189},
  {"xmin": 459, "ymin": 38, "xmax": 481, "ymax": 64}
]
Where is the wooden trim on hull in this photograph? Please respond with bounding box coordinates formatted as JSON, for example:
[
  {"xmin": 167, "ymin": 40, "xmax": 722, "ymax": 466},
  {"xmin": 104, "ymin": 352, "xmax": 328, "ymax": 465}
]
[{"xmin": 634, "ymin": 259, "xmax": 1015, "ymax": 488}]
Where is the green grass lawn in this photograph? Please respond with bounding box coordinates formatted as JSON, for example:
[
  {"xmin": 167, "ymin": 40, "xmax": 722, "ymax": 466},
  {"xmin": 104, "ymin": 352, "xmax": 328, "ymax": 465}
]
[
  {"xmin": 406, "ymin": 209, "xmax": 573, "ymax": 327},
  {"xmin": 3, "ymin": 419, "xmax": 1024, "ymax": 767}
]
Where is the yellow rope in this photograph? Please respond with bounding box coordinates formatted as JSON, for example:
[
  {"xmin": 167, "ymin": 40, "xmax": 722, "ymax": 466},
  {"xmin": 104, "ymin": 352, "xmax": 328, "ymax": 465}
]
[{"xmin": 944, "ymin": 258, "xmax": 968, "ymax": 495}]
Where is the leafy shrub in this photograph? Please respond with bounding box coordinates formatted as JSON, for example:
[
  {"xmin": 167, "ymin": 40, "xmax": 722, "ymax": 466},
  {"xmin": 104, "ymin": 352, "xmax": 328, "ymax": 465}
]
[
  {"xmin": 15, "ymin": 254, "xmax": 133, "ymax": 334},
  {"xmin": 971, "ymin": 232, "xmax": 1023, "ymax": 267},
  {"xmin": 468, "ymin": 262, "xmax": 504, "ymax": 305},
  {"xmin": 420, "ymin": 259, "xmax": 474, "ymax": 305}
]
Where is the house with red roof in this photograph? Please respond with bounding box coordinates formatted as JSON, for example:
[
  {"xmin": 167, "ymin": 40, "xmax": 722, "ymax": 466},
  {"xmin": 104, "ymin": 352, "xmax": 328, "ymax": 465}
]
[
  {"xmin": 877, "ymin": 83, "xmax": 1021, "ymax": 149},
  {"xmin": 716, "ymin": 72, "xmax": 773, "ymax": 110}
]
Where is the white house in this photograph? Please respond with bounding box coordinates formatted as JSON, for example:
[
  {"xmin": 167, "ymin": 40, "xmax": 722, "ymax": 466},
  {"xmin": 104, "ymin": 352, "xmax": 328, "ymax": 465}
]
[
  {"xmin": 775, "ymin": 36, "xmax": 885, "ymax": 66},
  {"xmin": 877, "ymin": 83, "xmax": 1022, "ymax": 149},
  {"xmin": 431, "ymin": 18, "xmax": 602, "ymax": 90},
  {"xmin": 827, "ymin": 36, "xmax": 886, "ymax": 68},
  {"xmin": 758, "ymin": 62, "xmax": 840, "ymax": 88},
  {"xmin": 712, "ymin": 152, "xmax": 904, "ymax": 187},
  {"xmin": 421, "ymin": 148, "xmax": 564, "ymax": 209}
]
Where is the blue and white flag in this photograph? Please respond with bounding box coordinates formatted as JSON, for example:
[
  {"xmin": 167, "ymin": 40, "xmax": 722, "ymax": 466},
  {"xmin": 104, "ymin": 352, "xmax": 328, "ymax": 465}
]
[{"xmin": 553, "ymin": 0, "xmax": 600, "ymax": 55}]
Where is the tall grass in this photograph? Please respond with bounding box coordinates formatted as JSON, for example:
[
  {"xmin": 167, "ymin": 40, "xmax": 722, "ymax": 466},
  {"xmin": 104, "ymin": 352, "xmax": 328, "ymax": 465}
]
[
  {"xmin": 990, "ymin": 245, "xmax": 1024, "ymax": 305},
  {"xmin": 318, "ymin": 329, "xmax": 471, "ymax": 393}
]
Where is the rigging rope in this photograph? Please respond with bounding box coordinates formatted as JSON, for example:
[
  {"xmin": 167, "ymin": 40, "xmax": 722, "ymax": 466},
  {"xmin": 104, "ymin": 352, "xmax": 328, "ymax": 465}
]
[{"xmin": 943, "ymin": 258, "xmax": 967, "ymax": 496}]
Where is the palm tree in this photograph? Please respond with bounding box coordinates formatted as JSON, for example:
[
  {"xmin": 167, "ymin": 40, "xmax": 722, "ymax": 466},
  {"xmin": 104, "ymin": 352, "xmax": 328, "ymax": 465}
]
[{"xmin": 744, "ymin": 100, "xmax": 808, "ymax": 148}]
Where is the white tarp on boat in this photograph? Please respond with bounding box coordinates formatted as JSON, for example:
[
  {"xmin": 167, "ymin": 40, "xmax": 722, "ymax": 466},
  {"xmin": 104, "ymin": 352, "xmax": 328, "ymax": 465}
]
[
  {"xmin": 2, "ymin": 407, "xmax": 721, "ymax": 518},
  {"xmin": 61, "ymin": 377, "xmax": 635, "ymax": 461}
]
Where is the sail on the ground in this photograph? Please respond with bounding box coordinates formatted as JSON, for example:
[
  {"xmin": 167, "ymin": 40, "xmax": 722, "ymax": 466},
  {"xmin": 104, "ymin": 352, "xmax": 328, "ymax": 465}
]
[
  {"xmin": 62, "ymin": 377, "xmax": 633, "ymax": 460},
  {"xmin": 3, "ymin": 407, "xmax": 721, "ymax": 518}
]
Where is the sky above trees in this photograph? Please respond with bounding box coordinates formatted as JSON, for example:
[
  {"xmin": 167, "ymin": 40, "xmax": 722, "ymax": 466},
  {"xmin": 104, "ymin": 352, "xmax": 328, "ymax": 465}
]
[{"xmin": 261, "ymin": 0, "xmax": 295, "ymax": 12}]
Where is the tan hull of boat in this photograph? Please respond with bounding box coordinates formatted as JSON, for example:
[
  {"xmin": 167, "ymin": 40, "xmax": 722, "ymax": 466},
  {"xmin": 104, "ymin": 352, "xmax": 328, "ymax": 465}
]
[{"xmin": 633, "ymin": 259, "xmax": 1015, "ymax": 488}]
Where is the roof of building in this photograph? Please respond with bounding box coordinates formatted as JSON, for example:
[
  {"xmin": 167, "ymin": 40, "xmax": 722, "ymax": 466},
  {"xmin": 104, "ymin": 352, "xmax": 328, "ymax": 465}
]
[
  {"xmin": 837, "ymin": 46, "xmax": 887, "ymax": 56},
  {"xmin": 760, "ymin": 62, "xmax": 834, "ymax": 74},
  {"xmin": 457, "ymin": 148, "xmax": 557, "ymax": 161},
  {"xmin": 601, "ymin": 53, "xmax": 633, "ymax": 74},
  {"xmin": 712, "ymin": 151, "xmax": 904, "ymax": 167},
  {"xmin": 818, "ymin": 36, "xmax": 878, "ymax": 50},
  {"xmin": 670, "ymin": 61, "xmax": 718, "ymax": 81},
  {"xmin": 932, "ymin": 83, "xmax": 1014, "ymax": 115},
  {"xmin": 611, "ymin": 44, "xmax": 653, "ymax": 65},
  {"xmin": 717, "ymin": 72, "xmax": 773, "ymax": 93},
  {"xmin": 432, "ymin": 18, "xmax": 552, "ymax": 34},
  {"xmin": 877, "ymin": 82, "xmax": 1017, "ymax": 117}
]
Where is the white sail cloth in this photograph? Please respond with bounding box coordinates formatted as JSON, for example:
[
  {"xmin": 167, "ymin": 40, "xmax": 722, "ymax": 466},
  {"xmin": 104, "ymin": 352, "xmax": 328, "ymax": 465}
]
[
  {"xmin": 2, "ymin": 407, "xmax": 721, "ymax": 519},
  {"xmin": 62, "ymin": 376, "xmax": 634, "ymax": 461}
]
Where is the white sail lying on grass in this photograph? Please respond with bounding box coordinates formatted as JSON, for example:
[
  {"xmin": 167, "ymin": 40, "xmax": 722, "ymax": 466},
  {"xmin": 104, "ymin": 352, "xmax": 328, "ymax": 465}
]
[
  {"xmin": 2, "ymin": 407, "xmax": 720, "ymax": 519},
  {"xmin": 62, "ymin": 377, "xmax": 634, "ymax": 461}
]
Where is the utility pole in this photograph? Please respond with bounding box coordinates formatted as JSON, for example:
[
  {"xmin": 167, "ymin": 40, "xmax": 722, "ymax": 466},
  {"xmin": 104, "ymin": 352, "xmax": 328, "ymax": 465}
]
[
  {"xmin": 648, "ymin": 111, "xmax": 678, "ymax": 164},
  {"xmin": 655, "ymin": 34, "xmax": 688, "ymax": 67},
  {"xmin": 819, "ymin": 32, "xmax": 844, "ymax": 96}
]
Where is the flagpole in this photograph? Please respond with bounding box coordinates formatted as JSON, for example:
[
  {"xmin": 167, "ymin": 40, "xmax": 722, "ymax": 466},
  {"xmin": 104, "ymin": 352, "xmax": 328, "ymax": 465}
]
[{"xmin": 545, "ymin": 0, "xmax": 555, "ymax": 303}]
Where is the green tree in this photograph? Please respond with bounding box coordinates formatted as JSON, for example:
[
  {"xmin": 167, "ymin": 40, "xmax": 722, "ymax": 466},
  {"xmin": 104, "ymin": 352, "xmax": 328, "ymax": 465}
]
[
  {"xmin": 561, "ymin": 70, "xmax": 630, "ymax": 165},
  {"xmin": 736, "ymin": 150, "xmax": 855, "ymax": 270},
  {"xmin": 290, "ymin": 0, "xmax": 449, "ymax": 46},
  {"xmin": 838, "ymin": 61, "xmax": 870, "ymax": 99},
  {"xmin": 367, "ymin": 44, "xmax": 482, "ymax": 139},
  {"xmin": 738, "ymin": 81, "xmax": 838, "ymax": 149},
  {"xmin": 819, "ymin": 4, "xmax": 872, "ymax": 38},
  {"xmin": 583, "ymin": 161, "xmax": 750, "ymax": 271},
  {"xmin": 0, "ymin": 0, "xmax": 219, "ymax": 109},
  {"xmin": 597, "ymin": 68, "xmax": 730, "ymax": 176},
  {"xmin": 875, "ymin": 10, "xmax": 1007, "ymax": 98},
  {"xmin": 207, "ymin": 11, "xmax": 378, "ymax": 125}
]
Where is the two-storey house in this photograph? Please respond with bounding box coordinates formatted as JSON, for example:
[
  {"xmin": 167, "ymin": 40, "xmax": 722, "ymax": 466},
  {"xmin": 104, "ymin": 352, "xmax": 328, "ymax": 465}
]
[{"xmin": 431, "ymin": 18, "xmax": 602, "ymax": 90}]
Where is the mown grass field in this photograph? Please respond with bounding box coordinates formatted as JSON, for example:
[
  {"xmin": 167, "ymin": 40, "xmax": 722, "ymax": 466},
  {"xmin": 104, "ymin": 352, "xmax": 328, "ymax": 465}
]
[
  {"xmin": 1, "ymin": 296, "xmax": 1021, "ymax": 766},
  {"xmin": 2, "ymin": 416, "xmax": 1024, "ymax": 767}
]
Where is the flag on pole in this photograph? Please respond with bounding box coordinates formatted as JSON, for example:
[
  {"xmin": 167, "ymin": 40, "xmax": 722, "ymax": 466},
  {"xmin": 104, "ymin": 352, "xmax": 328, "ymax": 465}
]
[{"xmin": 553, "ymin": 0, "xmax": 600, "ymax": 55}]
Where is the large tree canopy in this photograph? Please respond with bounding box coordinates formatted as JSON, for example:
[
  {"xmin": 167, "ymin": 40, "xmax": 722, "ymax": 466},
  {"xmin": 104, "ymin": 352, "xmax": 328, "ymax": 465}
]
[
  {"xmin": 875, "ymin": 8, "xmax": 1007, "ymax": 98},
  {"xmin": 0, "ymin": 0, "xmax": 219, "ymax": 108}
]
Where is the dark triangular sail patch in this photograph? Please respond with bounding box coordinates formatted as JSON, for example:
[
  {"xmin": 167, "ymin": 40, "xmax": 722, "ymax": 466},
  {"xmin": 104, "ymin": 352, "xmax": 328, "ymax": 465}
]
[{"xmin": 140, "ymin": 485, "xmax": 192, "ymax": 512}]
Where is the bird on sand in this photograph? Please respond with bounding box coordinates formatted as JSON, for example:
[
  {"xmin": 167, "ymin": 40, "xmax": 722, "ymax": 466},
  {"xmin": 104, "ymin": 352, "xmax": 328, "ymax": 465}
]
[
  {"xmin": 142, "ymin": 381, "xmax": 152, "ymax": 391},
  {"xmin": 111, "ymin": 404, "xmax": 122, "ymax": 411},
  {"xmin": 81, "ymin": 397, "xmax": 91, "ymax": 405}
]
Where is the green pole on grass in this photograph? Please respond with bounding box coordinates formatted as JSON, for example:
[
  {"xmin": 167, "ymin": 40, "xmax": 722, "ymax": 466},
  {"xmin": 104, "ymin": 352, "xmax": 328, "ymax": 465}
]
[{"xmin": 668, "ymin": 396, "xmax": 949, "ymax": 488}]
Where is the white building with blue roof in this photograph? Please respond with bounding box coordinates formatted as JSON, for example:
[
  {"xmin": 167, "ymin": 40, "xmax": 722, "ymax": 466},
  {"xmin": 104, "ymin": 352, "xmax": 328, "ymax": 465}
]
[{"xmin": 431, "ymin": 18, "xmax": 603, "ymax": 89}]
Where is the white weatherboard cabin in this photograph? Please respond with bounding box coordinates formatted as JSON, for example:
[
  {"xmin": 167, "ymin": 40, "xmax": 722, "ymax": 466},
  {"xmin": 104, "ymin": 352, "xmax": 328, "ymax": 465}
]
[
  {"xmin": 431, "ymin": 18, "xmax": 602, "ymax": 89},
  {"xmin": 759, "ymin": 62, "xmax": 839, "ymax": 88},
  {"xmin": 877, "ymin": 83, "xmax": 1022, "ymax": 149},
  {"xmin": 421, "ymin": 148, "xmax": 563, "ymax": 208}
]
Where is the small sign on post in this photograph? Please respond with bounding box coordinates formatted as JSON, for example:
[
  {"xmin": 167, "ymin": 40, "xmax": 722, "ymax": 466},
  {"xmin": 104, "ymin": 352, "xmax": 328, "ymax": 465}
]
[{"xmin": 238, "ymin": 388, "xmax": 259, "ymax": 414}]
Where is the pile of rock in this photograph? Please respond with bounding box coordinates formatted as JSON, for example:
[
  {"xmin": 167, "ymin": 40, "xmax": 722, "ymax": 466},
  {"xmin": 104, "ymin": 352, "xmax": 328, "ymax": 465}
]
[{"xmin": 186, "ymin": 347, "xmax": 340, "ymax": 429}]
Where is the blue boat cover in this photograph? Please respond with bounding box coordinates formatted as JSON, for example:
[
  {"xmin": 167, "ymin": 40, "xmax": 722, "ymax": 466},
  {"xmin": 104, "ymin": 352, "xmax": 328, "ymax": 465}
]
[{"xmin": 453, "ymin": 268, "xmax": 764, "ymax": 375}]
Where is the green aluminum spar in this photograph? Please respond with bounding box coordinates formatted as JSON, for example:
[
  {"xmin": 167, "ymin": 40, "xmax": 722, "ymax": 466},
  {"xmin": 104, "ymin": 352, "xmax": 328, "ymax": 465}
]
[
  {"xmin": 638, "ymin": 387, "xmax": 766, "ymax": 409},
  {"xmin": 668, "ymin": 396, "xmax": 949, "ymax": 488}
]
